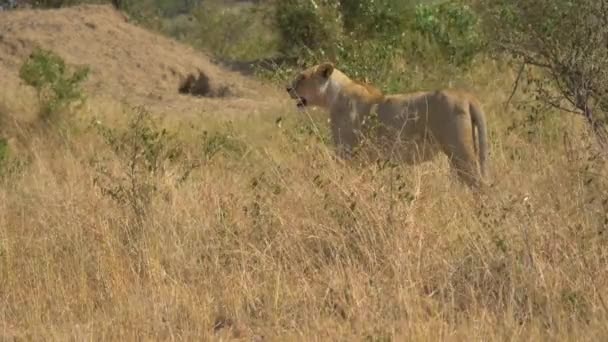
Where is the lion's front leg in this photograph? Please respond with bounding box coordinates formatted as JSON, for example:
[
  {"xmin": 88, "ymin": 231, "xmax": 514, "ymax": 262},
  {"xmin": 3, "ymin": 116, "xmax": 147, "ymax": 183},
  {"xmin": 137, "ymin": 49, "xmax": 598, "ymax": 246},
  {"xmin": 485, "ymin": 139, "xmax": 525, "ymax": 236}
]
[
  {"xmin": 334, "ymin": 143, "xmax": 355, "ymax": 160},
  {"xmin": 330, "ymin": 118, "xmax": 359, "ymax": 160}
]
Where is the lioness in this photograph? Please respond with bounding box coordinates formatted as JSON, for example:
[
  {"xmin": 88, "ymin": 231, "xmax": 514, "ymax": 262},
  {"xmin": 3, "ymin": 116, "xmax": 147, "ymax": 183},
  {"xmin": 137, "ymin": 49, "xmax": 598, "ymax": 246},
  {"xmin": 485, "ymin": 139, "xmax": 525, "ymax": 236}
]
[{"xmin": 286, "ymin": 62, "xmax": 489, "ymax": 188}]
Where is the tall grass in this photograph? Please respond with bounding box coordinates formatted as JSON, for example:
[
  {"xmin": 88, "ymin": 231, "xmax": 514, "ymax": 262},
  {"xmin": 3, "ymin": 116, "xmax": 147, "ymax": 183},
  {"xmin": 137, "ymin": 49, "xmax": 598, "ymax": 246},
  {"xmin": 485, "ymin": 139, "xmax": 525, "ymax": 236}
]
[{"xmin": 1, "ymin": 60, "xmax": 607, "ymax": 340}]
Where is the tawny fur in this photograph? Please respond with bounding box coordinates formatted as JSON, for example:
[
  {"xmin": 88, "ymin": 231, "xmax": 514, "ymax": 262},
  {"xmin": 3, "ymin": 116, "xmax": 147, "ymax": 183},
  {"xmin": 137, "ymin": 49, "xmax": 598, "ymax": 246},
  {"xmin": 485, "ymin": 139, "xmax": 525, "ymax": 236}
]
[{"xmin": 286, "ymin": 62, "xmax": 489, "ymax": 188}]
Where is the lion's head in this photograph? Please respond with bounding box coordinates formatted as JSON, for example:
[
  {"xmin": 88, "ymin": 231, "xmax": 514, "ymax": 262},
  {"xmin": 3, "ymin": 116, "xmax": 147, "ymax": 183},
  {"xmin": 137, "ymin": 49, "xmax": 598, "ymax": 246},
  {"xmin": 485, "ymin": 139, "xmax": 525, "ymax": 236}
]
[{"xmin": 285, "ymin": 62, "xmax": 334, "ymax": 110}]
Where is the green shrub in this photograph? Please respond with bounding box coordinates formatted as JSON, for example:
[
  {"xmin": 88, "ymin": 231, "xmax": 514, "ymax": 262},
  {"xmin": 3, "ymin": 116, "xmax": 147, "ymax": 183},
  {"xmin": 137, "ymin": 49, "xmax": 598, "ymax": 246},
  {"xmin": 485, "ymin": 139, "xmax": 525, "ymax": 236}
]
[
  {"xmin": 274, "ymin": 0, "xmax": 343, "ymax": 58},
  {"xmin": 91, "ymin": 107, "xmax": 198, "ymax": 232},
  {"xmin": 19, "ymin": 48, "xmax": 89, "ymax": 122},
  {"xmin": 339, "ymin": 0, "xmax": 408, "ymax": 39},
  {"xmin": 0, "ymin": 138, "xmax": 8, "ymax": 169},
  {"xmin": 189, "ymin": 1, "xmax": 277, "ymax": 61},
  {"xmin": 332, "ymin": 36, "xmax": 401, "ymax": 86},
  {"xmin": 413, "ymin": 1, "xmax": 484, "ymax": 66},
  {"xmin": 269, "ymin": 0, "xmax": 484, "ymax": 90},
  {"xmin": 200, "ymin": 123, "xmax": 248, "ymax": 162}
]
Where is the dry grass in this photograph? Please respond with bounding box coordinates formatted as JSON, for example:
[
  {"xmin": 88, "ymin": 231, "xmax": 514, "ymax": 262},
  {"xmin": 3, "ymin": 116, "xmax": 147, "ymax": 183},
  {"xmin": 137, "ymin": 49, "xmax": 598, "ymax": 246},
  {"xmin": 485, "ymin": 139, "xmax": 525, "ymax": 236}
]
[{"xmin": 1, "ymin": 59, "xmax": 608, "ymax": 341}]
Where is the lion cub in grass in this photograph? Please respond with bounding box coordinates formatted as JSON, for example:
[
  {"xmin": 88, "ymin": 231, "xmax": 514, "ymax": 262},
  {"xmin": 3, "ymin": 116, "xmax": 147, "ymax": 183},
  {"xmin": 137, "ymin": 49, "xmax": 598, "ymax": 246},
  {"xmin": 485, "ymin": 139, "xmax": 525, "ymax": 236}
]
[{"xmin": 286, "ymin": 62, "xmax": 489, "ymax": 188}]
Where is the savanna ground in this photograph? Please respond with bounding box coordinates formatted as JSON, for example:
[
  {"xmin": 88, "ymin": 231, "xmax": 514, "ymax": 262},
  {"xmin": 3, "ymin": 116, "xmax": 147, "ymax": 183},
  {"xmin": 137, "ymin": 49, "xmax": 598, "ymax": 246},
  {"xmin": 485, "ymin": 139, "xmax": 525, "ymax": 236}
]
[{"xmin": 1, "ymin": 1, "xmax": 608, "ymax": 341}]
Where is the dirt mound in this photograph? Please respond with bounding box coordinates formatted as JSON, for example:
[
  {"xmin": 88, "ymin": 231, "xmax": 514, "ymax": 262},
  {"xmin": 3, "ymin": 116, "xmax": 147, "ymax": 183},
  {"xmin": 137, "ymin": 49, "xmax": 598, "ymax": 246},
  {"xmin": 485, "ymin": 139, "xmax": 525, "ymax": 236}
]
[{"xmin": 0, "ymin": 4, "xmax": 285, "ymax": 118}]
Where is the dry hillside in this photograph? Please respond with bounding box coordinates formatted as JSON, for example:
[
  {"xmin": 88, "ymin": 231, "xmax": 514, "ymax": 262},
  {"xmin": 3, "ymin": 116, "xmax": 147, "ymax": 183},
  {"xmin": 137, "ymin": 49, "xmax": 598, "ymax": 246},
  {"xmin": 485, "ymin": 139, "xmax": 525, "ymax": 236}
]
[{"xmin": 0, "ymin": 4, "xmax": 286, "ymax": 119}]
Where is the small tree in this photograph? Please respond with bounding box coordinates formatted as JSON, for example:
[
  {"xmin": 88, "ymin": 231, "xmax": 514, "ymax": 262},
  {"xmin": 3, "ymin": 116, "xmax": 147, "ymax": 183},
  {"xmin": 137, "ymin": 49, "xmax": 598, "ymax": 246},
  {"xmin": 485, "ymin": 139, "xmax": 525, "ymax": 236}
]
[
  {"xmin": 19, "ymin": 48, "xmax": 89, "ymax": 122},
  {"xmin": 91, "ymin": 107, "xmax": 198, "ymax": 233},
  {"xmin": 479, "ymin": 0, "xmax": 608, "ymax": 150}
]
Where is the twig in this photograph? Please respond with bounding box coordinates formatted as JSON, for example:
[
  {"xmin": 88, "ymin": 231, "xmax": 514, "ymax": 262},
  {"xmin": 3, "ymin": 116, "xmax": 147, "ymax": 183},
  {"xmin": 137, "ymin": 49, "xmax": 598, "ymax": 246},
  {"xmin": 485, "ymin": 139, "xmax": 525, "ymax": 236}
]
[{"xmin": 505, "ymin": 61, "xmax": 526, "ymax": 109}]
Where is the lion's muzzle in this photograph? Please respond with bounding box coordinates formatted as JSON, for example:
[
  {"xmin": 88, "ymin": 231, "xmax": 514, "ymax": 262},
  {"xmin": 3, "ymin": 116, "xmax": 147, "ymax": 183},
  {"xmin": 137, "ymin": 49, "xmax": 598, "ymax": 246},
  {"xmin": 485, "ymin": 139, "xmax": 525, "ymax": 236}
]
[{"xmin": 286, "ymin": 86, "xmax": 307, "ymax": 109}]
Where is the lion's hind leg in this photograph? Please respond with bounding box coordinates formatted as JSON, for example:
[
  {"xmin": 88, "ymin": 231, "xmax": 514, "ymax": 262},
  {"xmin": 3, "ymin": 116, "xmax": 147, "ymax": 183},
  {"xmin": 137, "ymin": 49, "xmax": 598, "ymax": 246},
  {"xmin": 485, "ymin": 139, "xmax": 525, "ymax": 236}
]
[
  {"xmin": 440, "ymin": 135, "xmax": 482, "ymax": 188},
  {"xmin": 449, "ymin": 154, "xmax": 482, "ymax": 188}
]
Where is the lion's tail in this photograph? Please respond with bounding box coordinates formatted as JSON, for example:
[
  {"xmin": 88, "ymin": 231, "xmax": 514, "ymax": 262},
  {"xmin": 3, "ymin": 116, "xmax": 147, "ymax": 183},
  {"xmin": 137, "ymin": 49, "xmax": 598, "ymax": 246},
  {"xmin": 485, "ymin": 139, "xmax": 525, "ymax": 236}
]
[{"xmin": 469, "ymin": 101, "xmax": 488, "ymax": 181}]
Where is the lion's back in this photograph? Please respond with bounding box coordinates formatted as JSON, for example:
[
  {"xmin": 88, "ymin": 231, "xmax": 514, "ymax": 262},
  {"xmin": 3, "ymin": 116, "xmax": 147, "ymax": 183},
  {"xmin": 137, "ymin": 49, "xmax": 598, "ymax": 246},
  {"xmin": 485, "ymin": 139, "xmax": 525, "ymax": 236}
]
[{"xmin": 376, "ymin": 89, "xmax": 480, "ymax": 138}]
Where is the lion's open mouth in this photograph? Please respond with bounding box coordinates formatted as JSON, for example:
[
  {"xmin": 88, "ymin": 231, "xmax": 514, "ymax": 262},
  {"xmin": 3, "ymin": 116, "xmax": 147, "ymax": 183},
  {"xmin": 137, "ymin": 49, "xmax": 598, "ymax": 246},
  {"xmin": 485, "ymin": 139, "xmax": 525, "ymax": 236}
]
[
  {"xmin": 286, "ymin": 87, "xmax": 307, "ymax": 109},
  {"xmin": 296, "ymin": 97, "xmax": 307, "ymax": 108}
]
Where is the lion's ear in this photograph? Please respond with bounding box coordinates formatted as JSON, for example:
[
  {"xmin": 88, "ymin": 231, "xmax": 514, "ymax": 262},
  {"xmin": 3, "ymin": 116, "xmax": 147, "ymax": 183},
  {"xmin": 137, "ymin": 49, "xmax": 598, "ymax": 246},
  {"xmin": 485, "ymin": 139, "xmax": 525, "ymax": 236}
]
[{"xmin": 318, "ymin": 62, "xmax": 334, "ymax": 79}]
